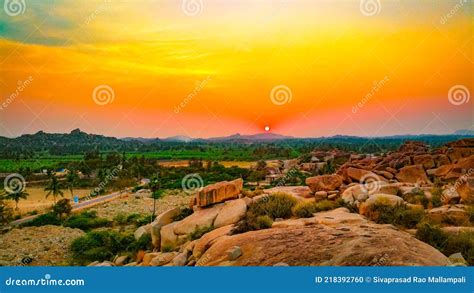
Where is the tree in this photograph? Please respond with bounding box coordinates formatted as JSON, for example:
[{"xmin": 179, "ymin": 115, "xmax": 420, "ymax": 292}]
[
  {"xmin": 44, "ymin": 175, "xmax": 64, "ymax": 204},
  {"xmin": 0, "ymin": 199, "xmax": 13, "ymax": 225},
  {"xmin": 53, "ymin": 198, "xmax": 72, "ymax": 220},
  {"xmin": 66, "ymin": 169, "xmax": 79, "ymax": 199},
  {"xmin": 149, "ymin": 176, "xmax": 163, "ymax": 221},
  {"xmin": 5, "ymin": 189, "xmax": 29, "ymax": 210}
]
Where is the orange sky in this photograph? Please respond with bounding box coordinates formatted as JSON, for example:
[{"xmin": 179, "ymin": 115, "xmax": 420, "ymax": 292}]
[{"xmin": 0, "ymin": 0, "xmax": 472, "ymax": 138}]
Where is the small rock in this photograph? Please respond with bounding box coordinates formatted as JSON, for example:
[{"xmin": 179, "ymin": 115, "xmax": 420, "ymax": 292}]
[
  {"xmin": 273, "ymin": 262, "xmax": 289, "ymax": 266},
  {"xmin": 227, "ymin": 246, "xmax": 242, "ymax": 261},
  {"xmin": 449, "ymin": 253, "xmax": 468, "ymax": 266}
]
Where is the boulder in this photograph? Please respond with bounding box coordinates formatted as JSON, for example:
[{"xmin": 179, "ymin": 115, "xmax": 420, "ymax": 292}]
[
  {"xmin": 448, "ymin": 253, "xmax": 468, "ymax": 266},
  {"xmin": 161, "ymin": 222, "xmax": 179, "ymax": 249},
  {"xmin": 443, "ymin": 155, "xmax": 474, "ymax": 180},
  {"xmin": 305, "ymin": 175, "xmax": 343, "ymax": 193},
  {"xmin": 151, "ymin": 207, "xmax": 182, "ymax": 249},
  {"xmin": 134, "ymin": 224, "xmax": 151, "ymax": 240},
  {"xmin": 197, "ymin": 209, "xmax": 449, "ymax": 266},
  {"xmin": 434, "ymin": 154, "xmax": 451, "ymax": 167},
  {"xmin": 173, "ymin": 205, "xmax": 222, "ymax": 235},
  {"xmin": 263, "ymin": 186, "xmax": 312, "ymax": 199},
  {"xmin": 346, "ymin": 167, "xmax": 380, "ymax": 182},
  {"xmin": 314, "ymin": 191, "xmax": 328, "ymax": 201},
  {"xmin": 396, "ymin": 165, "xmax": 430, "ymax": 184},
  {"xmin": 169, "ymin": 251, "xmax": 189, "ymax": 266},
  {"xmin": 142, "ymin": 252, "xmax": 161, "ymax": 266},
  {"xmin": 114, "ymin": 255, "xmax": 129, "ymax": 266},
  {"xmin": 195, "ymin": 179, "xmax": 243, "ymax": 207},
  {"xmin": 427, "ymin": 205, "xmax": 470, "ymax": 225},
  {"xmin": 413, "ymin": 154, "xmax": 435, "ymax": 170},
  {"xmin": 214, "ymin": 199, "xmax": 247, "ymax": 228},
  {"xmin": 193, "ymin": 225, "xmax": 234, "ymax": 259},
  {"xmin": 150, "ymin": 252, "xmax": 178, "ymax": 266},
  {"xmin": 456, "ymin": 177, "xmax": 474, "ymax": 204}
]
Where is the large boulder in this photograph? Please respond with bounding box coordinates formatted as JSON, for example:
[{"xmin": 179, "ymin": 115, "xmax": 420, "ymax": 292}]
[
  {"xmin": 195, "ymin": 179, "xmax": 243, "ymax": 207},
  {"xmin": 413, "ymin": 154, "xmax": 435, "ymax": 170},
  {"xmin": 173, "ymin": 205, "xmax": 222, "ymax": 235},
  {"xmin": 396, "ymin": 165, "xmax": 430, "ymax": 184},
  {"xmin": 193, "ymin": 225, "xmax": 234, "ymax": 259},
  {"xmin": 427, "ymin": 205, "xmax": 470, "ymax": 225},
  {"xmin": 346, "ymin": 167, "xmax": 380, "ymax": 182},
  {"xmin": 150, "ymin": 252, "xmax": 178, "ymax": 266},
  {"xmin": 134, "ymin": 224, "xmax": 151, "ymax": 240},
  {"xmin": 214, "ymin": 199, "xmax": 247, "ymax": 228},
  {"xmin": 305, "ymin": 175, "xmax": 343, "ymax": 193},
  {"xmin": 263, "ymin": 186, "xmax": 312, "ymax": 199},
  {"xmin": 160, "ymin": 222, "xmax": 179, "ymax": 249},
  {"xmin": 151, "ymin": 207, "xmax": 182, "ymax": 249},
  {"xmin": 197, "ymin": 209, "xmax": 449, "ymax": 266}
]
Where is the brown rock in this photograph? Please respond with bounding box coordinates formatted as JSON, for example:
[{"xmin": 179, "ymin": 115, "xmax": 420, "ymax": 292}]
[
  {"xmin": 427, "ymin": 205, "xmax": 470, "ymax": 226},
  {"xmin": 150, "ymin": 252, "xmax": 178, "ymax": 266},
  {"xmin": 142, "ymin": 252, "xmax": 161, "ymax": 266},
  {"xmin": 214, "ymin": 199, "xmax": 247, "ymax": 228},
  {"xmin": 173, "ymin": 205, "xmax": 222, "ymax": 235},
  {"xmin": 193, "ymin": 225, "xmax": 234, "ymax": 259},
  {"xmin": 305, "ymin": 175, "xmax": 343, "ymax": 192},
  {"xmin": 396, "ymin": 165, "xmax": 430, "ymax": 184},
  {"xmin": 413, "ymin": 154, "xmax": 435, "ymax": 170},
  {"xmin": 151, "ymin": 207, "xmax": 182, "ymax": 249},
  {"xmin": 161, "ymin": 222, "xmax": 179, "ymax": 249},
  {"xmin": 197, "ymin": 209, "xmax": 448, "ymax": 266},
  {"xmin": 195, "ymin": 179, "xmax": 243, "ymax": 207}
]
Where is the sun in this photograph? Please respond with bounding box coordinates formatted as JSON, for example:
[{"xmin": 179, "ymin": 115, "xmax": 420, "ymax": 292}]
[{"xmin": 264, "ymin": 126, "xmax": 270, "ymax": 132}]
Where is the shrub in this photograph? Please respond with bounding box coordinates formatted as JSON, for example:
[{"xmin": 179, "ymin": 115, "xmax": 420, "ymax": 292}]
[
  {"xmin": 416, "ymin": 222, "xmax": 474, "ymax": 266},
  {"xmin": 254, "ymin": 215, "xmax": 273, "ymax": 229},
  {"xmin": 127, "ymin": 213, "xmax": 152, "ymax": 227},
  {"xmin": 113, "ymin": 213, "xmax": 128, "ymax": 225},
  {"xmin": 70, "ymin": 231, "xmax": 135, "ymax": 265},
  {"xmin": 292, "ymin": 200, "xmax": 340, "ymax": 218},
  {"xmin": 241, "ymin": 188, "xmax": 264, "ymax": 198},
  {"xmin": 467, "ymin": 205, "xmax": 474, "ymax": 224},
  {"xmin": 365, "ymin": 201, "xmax": 424, "ymax": 229},
  {"xmin": 234, "ymin": 193, "xmax": 296, "ymax": 234},
  {"xmin": 24, "ymin": 213, "xmax": 61, "ymax": 227},
  {"xmin": 249, "ymin": 192, "xmax": 297, "ymax": 219},
  {"xmin": 63, "ymin": 211, "xmax": 110, "ymax": 231},
  {"xmin": 403, "ymin": 191, "xmax": 429, "ymax": 208},
  {"xmin": 53, "ymin": 199, "xmax": 72, "ymax": 219},
  {"xmin": 430, "ymin": 187, "xmax": 443, "ymax": 208},
  {"xmin": 189, "ymin": 225, "xmax": 213, "ymax": 240},
  {"xmin": 172, "ymin": 207, "xmax": 193, "ymax": 221},
  {"xmin": 127, "ymin": 234, "xmax": 152, "ymax": 252}
]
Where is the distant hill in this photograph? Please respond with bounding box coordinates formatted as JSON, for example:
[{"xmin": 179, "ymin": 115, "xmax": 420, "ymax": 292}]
[
  {"xmin": 454, "ymin": 129, "xmax": 474, "ymax": 135},
  {"xmin": 1, "ymin": 129, "xmax": 473, "ymax": 157}
]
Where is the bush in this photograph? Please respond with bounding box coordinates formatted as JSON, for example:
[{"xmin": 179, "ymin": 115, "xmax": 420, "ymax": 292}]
[
  {"xmin": 365, "ymin": 201, "xmax": 424, "ymax": 229},
  {"xmin": 234, "ymin": 193, "xmax": 296, "ymax": 234},
  {"xmin": 126, "ymin": 213, "xmax": 152, "ymax": 227},
  {"xmin": 249, "ymin": 192, "xmax": 297, "ymax": 219},
  {"xmin": 24, "ymin": 213, "xmax": 61, "ymax": 227},
  {"xmin": 416, "ymin": 222, "xmax": 474, "ymax": 266},
  {"xmin": 241, "ymin": 188, "xmax": 264, "ymax": 198},
  {"xmin": 70, "ymin": 231, "xmax": 135, "ymax": 265},
  {"xmin": 292, "ymin": 200, "xmax": 340, "ymax": 218},
  {"xmin": 430, "ymin": 187, "xmax": 443, "ymax": 208},
  {"xmin": 403, "ymin": 190, "xmax": 429, "ymax": 208},
  {"xmin": 63, "ymin": 211, "xmax": 110, "ymax": 231},
  {"xmin": 53, "ymin": 199, "xmax": 72, "ymax": 219}
]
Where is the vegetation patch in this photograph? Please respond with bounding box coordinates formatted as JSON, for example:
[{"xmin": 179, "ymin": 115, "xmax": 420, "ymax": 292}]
[
  {"xmin": 292, "ymin": 200, "xmax": 341, "ymax": 218},
  {"xmin": 364, "ymin": 200, "xmax": 425, "ymax": 229},
  {"xmin": 63, "ymin": 211, "xmax": 111, "ymax": 231}
]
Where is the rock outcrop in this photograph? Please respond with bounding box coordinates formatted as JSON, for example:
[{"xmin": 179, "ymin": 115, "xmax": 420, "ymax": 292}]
[{"xmin": 195, "ymin": 179, "xmax": 243, "ymax": 207}]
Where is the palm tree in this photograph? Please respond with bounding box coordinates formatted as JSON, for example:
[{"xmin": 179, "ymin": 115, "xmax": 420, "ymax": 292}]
[
  {"xmin": 44, "ymin": 176, "xmax": 64, "ymax": 204},
  {"xmin": 65, "ymin": 169, "xmax": 79, "ymax": 200},
  {"xmin": 5, "ymin": 190, "xmax": 29, "ymax": 210}
]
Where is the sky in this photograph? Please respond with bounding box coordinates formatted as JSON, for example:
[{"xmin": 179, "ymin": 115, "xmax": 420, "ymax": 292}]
[{"xmin": 0, "ymin": 0, "xmax": 472, "ymax": 138}]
